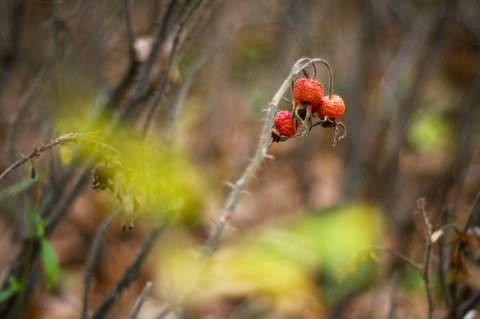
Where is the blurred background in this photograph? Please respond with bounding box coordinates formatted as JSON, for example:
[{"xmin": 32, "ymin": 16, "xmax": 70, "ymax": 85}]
[{"xmin": 1, "ymin": 0, "xmax": 480, "ymax": 318}]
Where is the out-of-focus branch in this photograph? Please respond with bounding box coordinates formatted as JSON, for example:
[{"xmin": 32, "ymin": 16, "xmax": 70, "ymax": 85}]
[
  {"xmin": 92, "ymin": 223, "xmax": 164, "ymax": 319},
  {"xmin": 0, "ymin": 0, "xmax": 26, "ymax": 97},
  {"xmin": 417, "ymin": 198, "xmax": 434, "ymax": 319},
  {"xmin": 128, "ymin": 281, "xmax": 153, "ymax": 319},
  {"xmin": 162, "ymin": 31, "xmax": 229, "ymax": 135},
  {"xmin": 142, "ymin": 0, "xmax": 207, "ymax": 135},
  {"xmin": 82, "ymin": 210, "xmax": 119, "ymax": 319},
  {"xmin": 119, "ymin": 0, "xmax": 178, "ymax": 120},
  {"xmin": 7, "ymin": 68, "xmax": 47, "ymax": 162},
  {"xmin": 0, "ymin": 132, "xmax": 112, "ymax": 183}
]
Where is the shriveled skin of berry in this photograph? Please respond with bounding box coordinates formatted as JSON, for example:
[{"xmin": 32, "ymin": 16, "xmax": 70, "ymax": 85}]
[
  {"xmin": 293, "ymin": 78, "xmax": 324, "ymax": 107},
  {"xmin": 274, "ymin": 110, "xmax": 297, "ymax": 136},
  {"xmin": 318, "ymin": 95, "xmax": 345, "ymax": 119}
]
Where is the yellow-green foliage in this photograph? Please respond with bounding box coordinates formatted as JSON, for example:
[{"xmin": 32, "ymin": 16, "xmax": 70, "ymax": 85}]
[
  {"xmin": 57, "ymin": 112, "xmax": 206, "ymax": 225},
  {"xmin": 155, "ymin": 202, "xmax": 384, "ymax": 313},
  {"xmin": 408, "ymin": 112, "xmax": 452, "ymax": 153},
  {"xmin": 108, "ymin": 133, "xmax": 206, "ymax": 225}
]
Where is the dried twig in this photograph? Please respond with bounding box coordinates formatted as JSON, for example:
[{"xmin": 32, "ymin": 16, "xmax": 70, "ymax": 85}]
[
  {"xmin": 119, "ymin": 0, "xmax": 178, "ymax": 119},
  {"xmin": 128, "ymin": 281, "xmax": 153, "ymax": 319},
  {"xmin": 82, "ymin": 210, "xmax": 119, "ymax": 319},
  {"xmin": 142, "ymin": 0, "xmax": 207, "ymax": 135},
  {"xmin": 417, "ymin": 197, "xmax": 434, "ymax": 319},
  {"xmin": 0, "ymin": 132, "xmax": 112, "ymax": 183},
  {"xmin": 388, "ymin": 272, "xmax": 399, "ymax": 319},
  {"xmin": 92, "ymin": 223, "xmax": 164, "ymax": 319},
  {"xmin": 371, "ymin": 245, "xmax": 422, "ymax": 271}
]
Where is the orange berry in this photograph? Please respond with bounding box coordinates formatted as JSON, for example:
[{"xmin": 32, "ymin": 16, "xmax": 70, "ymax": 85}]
[
  {"xmin": 293, "ymin": 78, "xmax": 324, "ymax": 107},
  {"xmin": 318, "ymin": 95, "xmax": 345, "ymax": 119}
]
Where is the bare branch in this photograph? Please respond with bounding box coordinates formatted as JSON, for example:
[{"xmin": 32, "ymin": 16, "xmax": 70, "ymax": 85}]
[
  {"xmin": 417, "ymin": 197, "xmax": 434, "ymax": 319},
  {"xmin": 82, "ymin": 210, "xmax": 119, "ymax": 319},
  {"xmin": 142, "ymin": 0, "xmax": 207, "ymax": 135},
  {"xmin": 0, "ymin": 132, "xmax": 121, "ymax": 184},
  {"xmin": 128, "ymin": 281, "xmax": 153, "ymax": 319},
  {"xmin": 119, "ymin": 0, "xmax": 178, "ymax": 120},
  {"xmin": 92, "ymin": 223, "xmax": 164, "ymax": 319}
]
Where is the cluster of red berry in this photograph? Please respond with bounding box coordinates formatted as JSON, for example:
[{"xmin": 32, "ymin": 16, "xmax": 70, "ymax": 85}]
[{"xmin": 271, "ymin": 59, "xmax": 346, "ymax": 145}]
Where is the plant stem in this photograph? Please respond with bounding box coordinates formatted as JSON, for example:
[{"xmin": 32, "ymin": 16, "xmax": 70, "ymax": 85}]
[{"xmin": 311, "ymin": 59, "xmax": 333, "ymax": 98}]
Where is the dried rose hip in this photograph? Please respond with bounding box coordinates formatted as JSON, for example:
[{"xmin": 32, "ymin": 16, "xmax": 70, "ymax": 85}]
[
  {"xmin": 271, "ymin": 110, "xmax": 298, "ymax": 142},
  {"xmin": 293, "ymin": 78, "xmax": 324, "ymax": 107},
  {"xmin": 318, "ymin": 95, "xmax": 345, "ymax": 119}
]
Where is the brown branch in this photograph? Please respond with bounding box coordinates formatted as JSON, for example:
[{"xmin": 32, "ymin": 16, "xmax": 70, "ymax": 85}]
[
  {"xmin": 128, "ymin": 281, "xmax": 153, "ymax": 319},
  {"xmin": 417, "ymin": 197, "xmax": 434, "ymax": 319},
  {"xmin": 0, "ymin": 132, "xmax": 120, "ymax": 184},
  {"xmin": 92, "ymin": 223, "xmax": 164, "ymax": 319},
  {"xmin": 82, "ymin": 210, "xmax": 119, "ymax": 319},
  {"xmin": 142, "ymin": 0, "xmax": 207, "ymax": 135},
  {"xmin": 119, "ymin": 0, "xmax": 178, "ymax": 120}
]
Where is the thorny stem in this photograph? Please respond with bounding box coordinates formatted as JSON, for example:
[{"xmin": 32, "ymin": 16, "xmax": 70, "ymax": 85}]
[
  {"xmin": 0, "ymin": 132, "xmax": 117, "ymax": 183},
  {"xmin": 417, "ymin": 197, "xmax": 434, "ymax": 319},
  {"xmin": 201, "ymin": 58, "xmax": 321, "ymax": 259}
]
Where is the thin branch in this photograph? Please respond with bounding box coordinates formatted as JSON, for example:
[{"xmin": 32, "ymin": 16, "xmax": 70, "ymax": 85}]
[
  {"xmin": 464, "ymin": 190, "xmax": 480, "ymax": 231},
  {"xmin": 161, "ymin": 36, "xmax": 226, "ymax": 135},
  {"xmin": 417, "ymin": 197, "xmax": 434, "ymax": 319},
  {"xmin": 7, "ymin": 68, "xmax": 46, "ymax": 162},
  {"xmin": 128, "ymin": 281, "xmax": 153, "ymax": 319},
  {"xmin": 82, "ymin": 210, "xmax": 119, "ymax": 319},
  {"xmin": 92, "ymin": 223, "xmax": 164, "ymax": 319},
  {"xmin": 0, "ymin": 0, "xmax": 26, "ymax": 97},
  {"xmin": 459, "ymin": 289, "xmax": 480, "ymax": 318},
  {"xmin": 142, "ymin": 0, "xmax": 206, "ymax": 135},
  {"xmin": 388, "ymin": 272, "xmax": 399, "ymax": 319},
  {"xmin": 119, "ymin": 0, "xmax": 178, "ymax": 120},
  {"xmin": 370, "ymin": 246, "xmax": 422, "ymax": 271},
  {"xmin": 123, "ymin": 0, "xmax": 136, "ymax": 62},
  {"xmin": 0, "ymin": 132, "xmax": 120, "ymax": 184}
]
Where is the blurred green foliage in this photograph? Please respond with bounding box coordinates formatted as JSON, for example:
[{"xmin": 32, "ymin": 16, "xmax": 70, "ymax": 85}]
[
  {"xmin": 157, "ymin": 202, "xmax": 385, "ymax": 311},
  {"xmin": 408, "ymin": 111, "xmax": 453, "ymax": 153}
]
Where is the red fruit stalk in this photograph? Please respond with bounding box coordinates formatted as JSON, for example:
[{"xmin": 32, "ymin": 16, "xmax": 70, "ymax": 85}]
[{"xmin": 318, "ymin": 95, "xmax": 345, "ymax": 119}]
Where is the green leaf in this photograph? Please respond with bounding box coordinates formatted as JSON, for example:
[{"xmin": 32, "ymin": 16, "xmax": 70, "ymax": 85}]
[
  {"xmin": 40, "ymin": 239, "xmax": 60, "ymax": 289},
  {"xmin": 0, "ymin": 177, "xmax": 39, "ymax": 202},
  {"xmin": 0, "ymin": 276, "xmax": 22, "ymax": 303},
  {"xmin": 26, "ymin": 207, "xmax": 44, "ymax": 239}
]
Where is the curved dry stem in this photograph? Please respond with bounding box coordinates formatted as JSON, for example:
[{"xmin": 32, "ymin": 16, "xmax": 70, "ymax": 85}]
[
  {"xmin": 202, "ymin": 58, "xmax": 321, "ymax": 256},
  {"xmin": 308, "ymin": 58, "xmax": 333, "ymax": 98}
]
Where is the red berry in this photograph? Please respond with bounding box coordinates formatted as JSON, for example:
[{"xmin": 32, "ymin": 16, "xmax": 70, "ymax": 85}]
[
  {"xmin": 271, "ymin": 110, "xmax": 298, "ymax": 142},
  {"xmin": 293, "ymin": 78, "xmax": 324, "ymax": 107},
  {"xmin": 275, "ymin": 110, "xmax": 297, "ymax": 136},
  {"xmin": 318, "ymin": 95, "xmax": 345, "ymax": 119}
]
